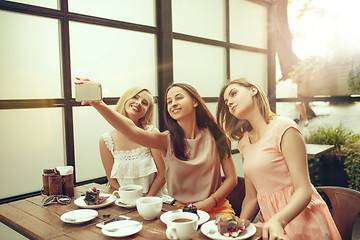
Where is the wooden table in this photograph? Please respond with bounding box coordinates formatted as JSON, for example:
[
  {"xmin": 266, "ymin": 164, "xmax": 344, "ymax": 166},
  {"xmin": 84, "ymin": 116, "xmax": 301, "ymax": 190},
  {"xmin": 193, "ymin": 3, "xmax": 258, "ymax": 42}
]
[
  {"xmin": 0, "ymin": 183, "xmax": 262, "ymax": 240},
  {"xmin": 306, "ymin": 144, "xmax": 335, "ymax": 159}
]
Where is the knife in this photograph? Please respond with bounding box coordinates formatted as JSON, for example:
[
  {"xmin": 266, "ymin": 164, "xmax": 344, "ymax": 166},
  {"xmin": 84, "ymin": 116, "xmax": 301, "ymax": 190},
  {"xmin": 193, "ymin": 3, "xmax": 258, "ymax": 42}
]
[{"xmin": 96, "ymin": 215, "xmax": 130, "ymax": 228}]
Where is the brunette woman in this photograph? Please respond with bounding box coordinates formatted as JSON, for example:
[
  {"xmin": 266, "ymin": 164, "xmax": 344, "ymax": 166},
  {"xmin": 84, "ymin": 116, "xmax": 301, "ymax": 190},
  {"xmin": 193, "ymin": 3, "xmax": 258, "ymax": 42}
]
[{"xmin": 217, "ymin": 78, "xmax": 341, "ymax": 240}]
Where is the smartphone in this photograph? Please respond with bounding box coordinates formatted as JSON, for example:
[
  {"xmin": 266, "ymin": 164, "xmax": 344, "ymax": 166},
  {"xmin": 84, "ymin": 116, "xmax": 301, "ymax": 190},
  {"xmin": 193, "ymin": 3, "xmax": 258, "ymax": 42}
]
[
  {"xmin": 75, "ymin": 82, "xmax": 102, "ymax": 102},
  {"xmin": 95, "ymin": 215, "xmax": 130, "ymax": 228}
]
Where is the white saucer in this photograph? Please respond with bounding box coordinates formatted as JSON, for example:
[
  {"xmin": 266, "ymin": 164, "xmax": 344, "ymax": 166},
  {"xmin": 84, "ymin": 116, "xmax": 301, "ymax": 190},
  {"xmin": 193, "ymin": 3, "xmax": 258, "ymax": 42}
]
[
  {"xmin": 101, "ymin": 220, "xmax": 142, "ymax": 237},
  {"xmin": 114, "ymin": 199, "xmax": 136, "ymax": 208},
  {"xmin": 74, "ymin": 193, "xmax": 115, "ymax": 209},
  {"xmin": 200, "ymin": 220, "xmax": 256, "ymax": 240},
  {"xmin": 61, "ymin": 209, "xmax": 98, "ymax": 224},
  {"xmin": 160, "ymin": 209, "xmax": 210, "ymax": 225}
]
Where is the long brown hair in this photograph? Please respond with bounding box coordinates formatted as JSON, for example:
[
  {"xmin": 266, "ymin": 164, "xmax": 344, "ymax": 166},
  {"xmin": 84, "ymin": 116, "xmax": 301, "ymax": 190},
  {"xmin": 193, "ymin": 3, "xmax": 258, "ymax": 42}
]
[
  {"xmin": 217, "ymin": 78, "xmax": 275, "ymax": 140},
  {"xmin": 164, "ymin": 83, "xmax": 231, "ymax": 161}
]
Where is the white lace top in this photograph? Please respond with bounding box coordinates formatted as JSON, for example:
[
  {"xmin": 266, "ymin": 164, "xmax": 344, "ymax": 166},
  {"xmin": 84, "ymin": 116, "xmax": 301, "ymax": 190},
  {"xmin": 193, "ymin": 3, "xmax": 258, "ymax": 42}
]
[{"xmin": 101, "ymin": 127, "xmax": 172, "ymax": 200}]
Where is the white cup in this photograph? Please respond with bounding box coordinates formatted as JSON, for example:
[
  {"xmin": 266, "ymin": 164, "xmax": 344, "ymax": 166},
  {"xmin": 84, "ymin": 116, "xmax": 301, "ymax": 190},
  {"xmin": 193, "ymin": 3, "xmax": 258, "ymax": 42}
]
[
  {"xmin": 166, "ymin": 212, "xmax": 199, "ymax": 240},
  {"xmin": 112, "ymin": 185, "xmax": 143, "ymax": 205},
  {"xmin": 136, "ymin": 196, "xmax": 162, "ymax": 220}
]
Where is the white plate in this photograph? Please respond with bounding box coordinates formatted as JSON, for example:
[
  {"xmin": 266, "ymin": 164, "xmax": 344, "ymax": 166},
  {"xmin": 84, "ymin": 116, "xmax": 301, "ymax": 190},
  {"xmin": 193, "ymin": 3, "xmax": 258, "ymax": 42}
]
[
  {"xmin": 101, "ymin": 220, "xmax": 142, "ymax": 238},
  {"xmin": 74, "ymin": 193, "xmax": 115, "ymax": 209},
  {"xmin": 200, "ymin": 220, "xmax": 256, "ymax": 240},
  {"xmin": 160, "ymin": 209, "xmax": 210, "ymax": 226},
  {"xmin": 114, "ymin": 199, "xmax": 136, "ymax": 208},
  {"xmin": 61, "ymin": 209, "xmax": 98, "ymax": 224}
]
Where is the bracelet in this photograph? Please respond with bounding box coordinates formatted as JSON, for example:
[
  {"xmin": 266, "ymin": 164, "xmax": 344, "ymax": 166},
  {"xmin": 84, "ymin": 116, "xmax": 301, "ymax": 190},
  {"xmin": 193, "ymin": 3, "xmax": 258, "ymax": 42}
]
[{"xmin": 210, "ymin": 194, "xmax": 218, "ymax": 206}]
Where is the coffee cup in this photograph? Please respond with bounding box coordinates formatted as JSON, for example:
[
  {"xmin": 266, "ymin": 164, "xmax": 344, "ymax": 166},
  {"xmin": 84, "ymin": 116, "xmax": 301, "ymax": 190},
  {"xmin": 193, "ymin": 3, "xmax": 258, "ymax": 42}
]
[
  {"xmin": 136, "ymin": 196, "xmax": 162, "ymax": 220},
  {"xmin": 112, "ymin": 185, "xmax": 143, "ymax": 205},
  {"xmin": 166, "ymin": 212, "xmax": 198, "ymax": 240}
]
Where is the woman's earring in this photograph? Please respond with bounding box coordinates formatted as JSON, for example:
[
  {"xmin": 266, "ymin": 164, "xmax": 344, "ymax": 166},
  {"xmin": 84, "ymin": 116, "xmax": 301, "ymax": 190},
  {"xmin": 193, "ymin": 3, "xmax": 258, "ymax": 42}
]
[{"xmin": 250, "ymin": 87, "xmax": 258, "ymax": 96}]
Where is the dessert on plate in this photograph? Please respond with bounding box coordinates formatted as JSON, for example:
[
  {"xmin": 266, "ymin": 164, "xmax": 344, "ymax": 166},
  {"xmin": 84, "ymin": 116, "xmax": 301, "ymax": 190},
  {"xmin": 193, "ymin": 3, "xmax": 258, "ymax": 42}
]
[
  {"xmin": 84, "ymin": 187, "xmax": 109, "ymax": 205},
  {"xmin": 182, "ymin": 201, "xmax": 198, "ymax": 215},
  {"xmin": 216, "ymin": 214, "xmax": 250, "ymax": 238}
]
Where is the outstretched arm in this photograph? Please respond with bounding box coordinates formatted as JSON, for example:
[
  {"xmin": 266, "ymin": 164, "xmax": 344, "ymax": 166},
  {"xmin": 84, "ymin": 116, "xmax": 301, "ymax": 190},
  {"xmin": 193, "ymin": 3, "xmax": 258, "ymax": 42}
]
[
  {"xmin": 92, "ymin": 101, "xmax": 167, "ymax": 151},
  {"xmin": 76, "ymin": 78, "xmax": 168, "ymax": 151}
]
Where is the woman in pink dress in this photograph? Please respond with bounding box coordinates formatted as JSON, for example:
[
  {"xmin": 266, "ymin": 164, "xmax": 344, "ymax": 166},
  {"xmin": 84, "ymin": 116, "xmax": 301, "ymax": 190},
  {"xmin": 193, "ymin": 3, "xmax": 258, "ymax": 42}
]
[{"xmin": 217, "ymin": 78, "xmax": 340, "ymax": 240}]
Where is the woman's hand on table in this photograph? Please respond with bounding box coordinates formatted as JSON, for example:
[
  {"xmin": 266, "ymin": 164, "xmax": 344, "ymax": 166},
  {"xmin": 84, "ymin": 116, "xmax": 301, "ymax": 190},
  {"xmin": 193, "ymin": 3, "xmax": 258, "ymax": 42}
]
[
  {"xmin": 262, "ymin": 217, "xmax": 288, "ymax": 240},
  {"xmin": 193, "ymin": 197, "xmax": 216, "ymax": 212}
]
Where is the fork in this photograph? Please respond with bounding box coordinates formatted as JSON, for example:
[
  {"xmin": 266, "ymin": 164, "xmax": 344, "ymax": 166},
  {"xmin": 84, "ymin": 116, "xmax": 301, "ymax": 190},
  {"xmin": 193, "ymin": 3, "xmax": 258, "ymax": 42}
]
[{"xmin": 106, "ymin": 222, "xmax": 142, "ymax": 232}]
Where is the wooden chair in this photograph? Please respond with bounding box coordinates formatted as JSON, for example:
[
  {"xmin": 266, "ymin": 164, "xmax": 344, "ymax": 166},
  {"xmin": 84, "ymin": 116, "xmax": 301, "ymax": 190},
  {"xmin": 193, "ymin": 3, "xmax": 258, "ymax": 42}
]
[
  {"xmin": 222, "ymin": 176, "xmax": 259, "ymax": 222},
  {"xmin": 316, "ymin": 186, "xmax": 360, "ymax": 240}
]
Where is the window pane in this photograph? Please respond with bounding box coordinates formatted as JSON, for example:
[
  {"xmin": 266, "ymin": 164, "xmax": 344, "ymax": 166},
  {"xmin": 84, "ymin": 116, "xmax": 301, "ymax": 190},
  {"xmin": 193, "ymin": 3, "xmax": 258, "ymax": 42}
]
[
  {"xmin": 172, "ymin": 0, "xmax": 226, "ymax": 41},
  {"xmin": 68, "ymin": 0, "xmax": 155, "ymax": 27},
  {"xmin": 230, "ymin": 49, "xmax": 267, "ymax": 93},
  {"xmin": 6, "ymin": 0, "xmax": 59, "ymax": 9},
  {"xmin": 173, "ymin": 40, "xmax": 226, "ymax": 97},
  {"xmin": 230, "ymin": 0, "xmax": 267, "ymax": 49},
  {"xmin": 70, "ymin": 22, "xmax": 157, "ymax": 98},
  {"xmin": 205, "ymin": 102, "xmax": 217, "ymax": 119},
  {"xmin": 0, "ymin": 108, "xmax": 65, "ymax": 199},
  {"xmin": 0, "ymin": 10, "xmax": 62, "ymax": 99},
  {"xmin": 73, "ymin": 106, "xmax": 113, "ymax": 182}
]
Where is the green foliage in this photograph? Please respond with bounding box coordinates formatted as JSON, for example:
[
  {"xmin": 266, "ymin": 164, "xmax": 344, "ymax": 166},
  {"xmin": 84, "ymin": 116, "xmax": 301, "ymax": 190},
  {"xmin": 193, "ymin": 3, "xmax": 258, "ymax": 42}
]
[
  {"xmin": 348, "ymin": 56, "xmax": 360, "ymax": 94},
  {"xmin": 308, "ymin": 157, "xmax": 321, "ymax": 187},
  {"xmin": 305, "ymin": 124, "xmax": 360, "ymax": 154},
  {"xmin": 305, "ymin": 124, "xmax": 360, "ymax": 190},
  {"xmin": 343, "ymin": 147, "xmax": 360, "ymax": 191}
]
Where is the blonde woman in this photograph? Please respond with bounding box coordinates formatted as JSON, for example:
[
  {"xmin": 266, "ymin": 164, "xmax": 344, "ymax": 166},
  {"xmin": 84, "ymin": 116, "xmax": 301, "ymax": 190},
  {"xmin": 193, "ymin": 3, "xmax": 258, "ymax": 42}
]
[
  {"xmin": 99, "ymin": 86, "xmax": 170, "ymax": 200},
  {"xmin": 217, "ymin": 78, "xmax": 340, "ymax": 240}
]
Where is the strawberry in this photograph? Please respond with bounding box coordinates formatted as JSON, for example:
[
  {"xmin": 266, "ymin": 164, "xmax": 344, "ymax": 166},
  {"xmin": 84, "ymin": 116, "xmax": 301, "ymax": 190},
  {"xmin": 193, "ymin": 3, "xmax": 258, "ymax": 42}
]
[{"xmin": 92, "ymin": 187, "xmax": 97, "ymax": 192}]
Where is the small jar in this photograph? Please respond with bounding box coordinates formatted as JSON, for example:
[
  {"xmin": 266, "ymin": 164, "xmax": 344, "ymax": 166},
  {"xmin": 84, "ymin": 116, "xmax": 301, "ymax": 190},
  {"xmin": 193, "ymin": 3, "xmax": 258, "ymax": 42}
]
[
  {"xmin": 49, "ymin": 175, "xmax": 63, "ymax": 196},
  {"xmin": 62, "ymin": 174, "xmax": 74, "ymax": 197},
  {"xmin": 42, "ymin": 169, "xmax": 56, "ymax": 196}
]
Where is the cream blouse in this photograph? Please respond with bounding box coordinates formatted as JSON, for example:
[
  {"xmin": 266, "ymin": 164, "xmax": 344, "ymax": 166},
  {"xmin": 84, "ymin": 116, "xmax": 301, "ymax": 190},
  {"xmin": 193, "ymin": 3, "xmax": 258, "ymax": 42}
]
[{"xmin": 162, "ymin": 128, "xmax": 222, "ymax": 203}]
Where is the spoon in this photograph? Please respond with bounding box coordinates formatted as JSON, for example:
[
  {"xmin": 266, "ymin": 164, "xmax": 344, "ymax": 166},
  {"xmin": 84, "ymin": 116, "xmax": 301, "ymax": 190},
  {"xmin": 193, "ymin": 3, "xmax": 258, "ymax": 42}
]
[
  {"xmin": 106, "ymin": 222, "xmax": 142, "ymax": 232},
  {"xmin": 64, "ymin": 215, "xmax": 96, "ymax": 222}
]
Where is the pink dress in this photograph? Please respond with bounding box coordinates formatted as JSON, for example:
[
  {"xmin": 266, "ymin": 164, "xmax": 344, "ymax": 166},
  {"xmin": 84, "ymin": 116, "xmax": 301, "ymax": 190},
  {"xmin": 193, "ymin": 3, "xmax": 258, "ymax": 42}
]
[{"xmin": 238, "ymin": 117, "xmax": 340, "ymax": 240}]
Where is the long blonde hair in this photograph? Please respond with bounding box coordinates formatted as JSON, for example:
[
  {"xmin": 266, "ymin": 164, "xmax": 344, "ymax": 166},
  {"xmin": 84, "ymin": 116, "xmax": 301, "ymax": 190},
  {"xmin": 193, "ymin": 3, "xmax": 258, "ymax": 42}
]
[
  {"xmin": 216, "ymin": 78, "xmax": 275, "ymax": 140},
  {"xmin": 115, "ymin": 87, "xmax": 154, "ymax": 130}
]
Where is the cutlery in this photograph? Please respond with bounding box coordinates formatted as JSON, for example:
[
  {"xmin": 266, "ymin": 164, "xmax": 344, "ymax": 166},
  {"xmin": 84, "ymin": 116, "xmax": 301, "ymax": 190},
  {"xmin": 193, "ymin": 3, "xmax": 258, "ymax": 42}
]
[
  {"xmin": 161, "ymin": 208, "xmax": 179, "ymax": 213},
  {"xmin": 64, "ymin": 215, "xmax": 96, "ymax": 222},
  {"xmin": 106, "ymin": 222, "xmax": 142, "ymax": 232},
  {"xmin": 207, "ymin": 214, "xmax": 221, "ymax": 234},
  {"xmin": 103, "ymin": 216, "xmax": 129, "ymax": 225},
  {"xmin": 96, "ymin": 215, "xmax": 130, "ymax": 228}
]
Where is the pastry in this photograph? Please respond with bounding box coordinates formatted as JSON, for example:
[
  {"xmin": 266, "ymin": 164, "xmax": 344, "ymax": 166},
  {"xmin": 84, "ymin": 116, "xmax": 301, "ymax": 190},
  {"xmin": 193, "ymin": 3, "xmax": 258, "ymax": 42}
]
[
  {"xmin": 216, "ymin": 214, "xmax": 250, "ymax": 238},
  {"xmin": 182, "ymin": 201, "xmax": 198, "ymax": 215},
  {"xmin": 84, "ymin": 187, "xmax": 109, "ymax": 205}
]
